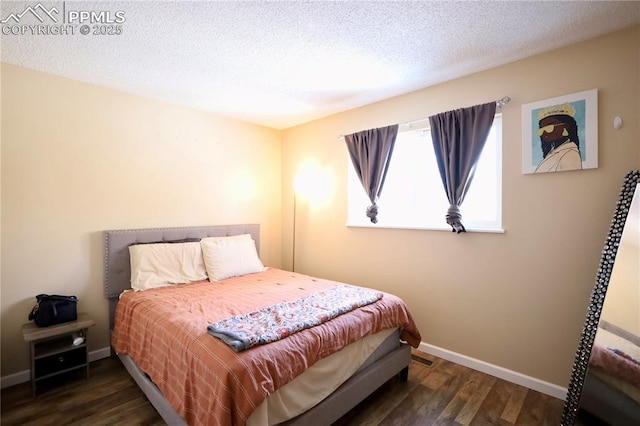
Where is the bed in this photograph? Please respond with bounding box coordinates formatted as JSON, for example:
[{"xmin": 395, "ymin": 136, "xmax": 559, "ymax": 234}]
[
  {"xmin": 579, "ymin": 321, "xmax": 640, "ymax": 424},
  {"xmin": 104, "ymin": 224, "xmax": 421, "ymax": 425}
]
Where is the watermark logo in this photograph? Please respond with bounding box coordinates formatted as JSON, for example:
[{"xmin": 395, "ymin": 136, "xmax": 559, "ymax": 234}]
[
  {"xmin": 1, "ymin": 3, "xmax": 59, "ymax": 23},
  {"xmin": 1, "ymin": 2, "xmax": 126, "ymax": 36}
]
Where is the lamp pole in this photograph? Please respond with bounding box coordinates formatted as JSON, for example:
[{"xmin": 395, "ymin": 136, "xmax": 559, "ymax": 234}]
[{"xmin": 292, "ymin": 192, "xmax": 297, "ymax": 272}]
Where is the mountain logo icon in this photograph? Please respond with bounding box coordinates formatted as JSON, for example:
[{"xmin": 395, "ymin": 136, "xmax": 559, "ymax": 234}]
[{"xmin": 1, "ymin": 3, "xmax": 59, "ymax": 24}]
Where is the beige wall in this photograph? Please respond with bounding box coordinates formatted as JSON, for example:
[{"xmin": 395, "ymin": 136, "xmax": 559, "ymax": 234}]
[
  {"xmin": 2, "ymin": 26, "xmax": 639, "ymax": 389},
  {"xmin": 0, "ymin": 64, "xmax": 283, "ymax": 376},
  {"xmin": 281, "ymin": 26, "xmax": 640, "ymax": 387}
]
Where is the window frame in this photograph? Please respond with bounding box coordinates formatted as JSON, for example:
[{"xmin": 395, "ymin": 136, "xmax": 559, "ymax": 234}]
[{"xmin": 346, "ymin": 114, "xmax": 504, "ymax": 233}]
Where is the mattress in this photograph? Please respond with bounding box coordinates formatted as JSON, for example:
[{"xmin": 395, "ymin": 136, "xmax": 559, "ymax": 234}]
[
  {"xmin": 112, "ymin": 267, "xmax": 421, "ymax": 425},
  {"xmin": 243, "ymin": 327, "xmax": 397, "ymax": 424}
]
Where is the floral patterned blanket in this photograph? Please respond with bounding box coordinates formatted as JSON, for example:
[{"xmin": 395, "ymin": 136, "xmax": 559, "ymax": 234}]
[{"xmin": 207, "ymin": 284, "xmax": 383, "ymax": 351}]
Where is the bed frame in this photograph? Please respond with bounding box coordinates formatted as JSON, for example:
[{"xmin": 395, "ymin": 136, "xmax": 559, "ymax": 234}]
[
  {"xmin": 579, "ymin": 372, "xmax": 640, "ymax": 424},
  {"xmin": 104, "ymin": 224, "xmax": 411, "ymax": 425}
]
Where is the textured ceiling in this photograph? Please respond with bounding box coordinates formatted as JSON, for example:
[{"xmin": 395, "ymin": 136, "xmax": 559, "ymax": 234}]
[{"xmin": 2, "ymin": 1, "xmax": 640, "ymax": 129}]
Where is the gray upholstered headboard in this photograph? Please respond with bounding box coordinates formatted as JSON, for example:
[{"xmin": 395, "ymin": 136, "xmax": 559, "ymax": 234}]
[{"xmin": 104, "ymin": 224, "xmax": 260, "ymax": 329}]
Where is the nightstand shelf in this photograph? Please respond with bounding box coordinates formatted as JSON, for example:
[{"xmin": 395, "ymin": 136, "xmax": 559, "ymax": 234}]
[{"xmin": 22, "ymin": 313, "xmax": 95, "ymax": 396}]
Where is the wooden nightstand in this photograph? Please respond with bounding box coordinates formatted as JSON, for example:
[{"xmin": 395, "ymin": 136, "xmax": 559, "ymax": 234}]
[{"xmin": 22, "ymin": 313, "xmax": 95, "ymax": 396}]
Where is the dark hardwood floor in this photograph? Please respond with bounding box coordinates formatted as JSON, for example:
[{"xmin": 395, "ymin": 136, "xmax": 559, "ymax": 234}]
[{"xmin": 1, "ymin": 350, "xmax": 565, "ymax": 425}]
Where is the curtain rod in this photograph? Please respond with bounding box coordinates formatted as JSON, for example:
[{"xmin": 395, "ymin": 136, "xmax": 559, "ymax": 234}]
[
  {"xmin": 398, "ymin": 96, "xmax": 511, "ymax": 128},
  {"xmin": 338, "ymin": 96, "xmax": 510, "ymax": 138}
]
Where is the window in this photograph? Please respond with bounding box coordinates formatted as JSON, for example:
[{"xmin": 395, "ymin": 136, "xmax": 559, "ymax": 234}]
[{"xmin": 347, "ymin": 115, "xmax": 502, "ymax": 232}]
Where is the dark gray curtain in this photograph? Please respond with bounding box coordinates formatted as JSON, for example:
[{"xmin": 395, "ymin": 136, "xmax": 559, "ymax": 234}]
[
  {"xmin": 345, "ymin": 124, "xmax": 399, "ymax": 224},
  {"xmin": 429, "ymin": 102, "xmax": 496, "ymax": 233}
]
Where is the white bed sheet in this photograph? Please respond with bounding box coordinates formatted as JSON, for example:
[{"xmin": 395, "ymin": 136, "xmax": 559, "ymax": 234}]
[
  {"xmin": 247, "ymin": 327, "xmax": 397, "ymax": 425},
  {"xmin": 595, "ymin": 327, "xmax": 640, "ymax": 361}
]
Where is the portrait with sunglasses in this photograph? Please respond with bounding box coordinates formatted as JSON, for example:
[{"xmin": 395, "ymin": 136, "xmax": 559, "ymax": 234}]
[{"xmin": 533, "ymin": 102, "xmax": 582, "ymax": 173}]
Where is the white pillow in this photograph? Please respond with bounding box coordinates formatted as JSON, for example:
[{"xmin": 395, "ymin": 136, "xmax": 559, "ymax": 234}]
[
  {"xmin": 200, "ymin": 234, "xmax": 266, "ymax": 281},
  {"xmin": 129, "ymin": 242, "xmax": 208, "ymax": 291}
]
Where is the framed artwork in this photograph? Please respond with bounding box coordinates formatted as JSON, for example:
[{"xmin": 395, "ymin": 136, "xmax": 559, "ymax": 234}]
[{"xmin": 522, "ymin": 89, "xmax": 598, "ymax": 174}]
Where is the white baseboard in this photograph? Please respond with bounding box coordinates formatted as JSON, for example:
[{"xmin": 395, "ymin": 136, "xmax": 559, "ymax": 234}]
[
  {"xmin": 89, "ymin": 347, "xmax": 112, "ymax": 362},
  {"xmin": 417, "ymin": 342, "xmax": 567, "ymax": 400},
  {"xmin": 0, "ymin": 369, "xmax": 29, "ymax": 389},
  {"xmin": 4, "ymin": 344, "xmax": 567, "ymax": 401},
  {"xmin": 1, "ymin": 346, "xmax": 111, "ymax": 389}
]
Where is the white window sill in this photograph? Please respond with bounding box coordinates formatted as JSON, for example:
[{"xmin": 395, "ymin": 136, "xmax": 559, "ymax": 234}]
[{"xmin": 346, "ymin": 222, "xmax": 505, "ymax": 234}]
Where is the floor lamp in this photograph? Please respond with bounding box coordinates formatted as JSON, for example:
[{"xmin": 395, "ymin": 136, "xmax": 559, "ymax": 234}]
[{"xmin": 292, "ymin": 191, "xmax": 297, "ymax": 272}]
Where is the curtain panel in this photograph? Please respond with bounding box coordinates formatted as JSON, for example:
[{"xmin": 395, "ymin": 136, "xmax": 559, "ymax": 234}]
[
  {"xmin": 345, "ymin": 124, "xmax": 399, "ymax": 224},
  {"xmin": 429, "ymin": 102, "xmax": 496, "ymax": 233}
]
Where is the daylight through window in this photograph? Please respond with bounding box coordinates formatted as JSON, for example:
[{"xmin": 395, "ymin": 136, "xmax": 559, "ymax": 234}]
[{"xmin": 347, "ymin": 115, "xmax": 503, "ymax": 232}]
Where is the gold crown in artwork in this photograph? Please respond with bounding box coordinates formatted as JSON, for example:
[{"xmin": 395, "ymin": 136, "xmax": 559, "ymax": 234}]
[{"xmin": 537, "ymin": 102, "xmax": 575, "ymax": 121}]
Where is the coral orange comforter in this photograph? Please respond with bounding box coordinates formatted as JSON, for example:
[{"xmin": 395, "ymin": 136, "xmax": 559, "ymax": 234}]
[{"xmin": 112, "ymin": 268, "xmax": 421, "ymax": 426}]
